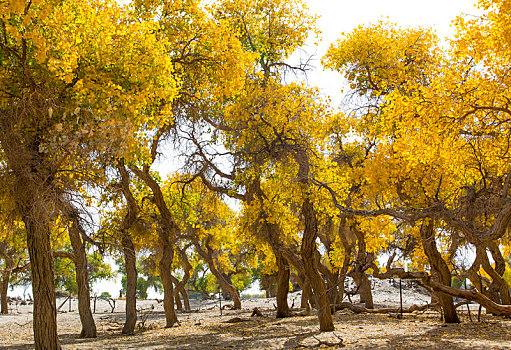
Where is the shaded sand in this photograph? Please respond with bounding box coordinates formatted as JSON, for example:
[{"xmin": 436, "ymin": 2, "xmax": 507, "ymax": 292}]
[{"xmin": 1, "ymin": 280, "xmax": 510, "ymax": 349}]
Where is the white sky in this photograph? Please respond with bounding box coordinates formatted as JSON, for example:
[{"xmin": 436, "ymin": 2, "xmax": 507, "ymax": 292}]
[{"xmin": 300, "ymin": 0, "xmax": 480, "ymax": 105}]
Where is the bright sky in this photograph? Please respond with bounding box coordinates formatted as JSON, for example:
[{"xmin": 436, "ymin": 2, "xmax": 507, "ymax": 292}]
[{"xmin": 301, "ymin": 0, "xmax": 480, "ymax": 105}]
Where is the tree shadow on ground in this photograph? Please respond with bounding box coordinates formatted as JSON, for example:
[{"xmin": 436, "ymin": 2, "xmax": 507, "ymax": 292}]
[{"xmin": 3, "ymin": 310, "xmax": 510, "ymax": 349}]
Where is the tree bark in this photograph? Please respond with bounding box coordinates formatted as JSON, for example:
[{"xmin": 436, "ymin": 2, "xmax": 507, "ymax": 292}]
[
  {"xmin": 180, "ymin": 288, "xmax": 191, "ymax": 311},
  {"xmin": 250, "ymin": 180, "xmax": 292, "ymax": 316},
  {"xmin": 301, "ymin": 198, "xmax": 334, "ymax": 331},
  {"xmin": 67, "ymin": 219, "xmax": 96, "ymax": 338},
  {"xmin": 117, "ymin": 162, "xmax": 139, "ymax": 335},
  {"xmin": 171, "ymin": 275, "xmax": 191, "ymax": 312},
  {"xmin": 291, "ymin": 272, "xmax": 311, "ymax": 310},
  {"xmin": 24, "ymin": 215, "xmax": 62, "ymax": 350},
  {"xmin": 0, "ymin": 274, "xmax": 8, "ymax": 315},
  {"xmin": 275, "ymin": 254, "xmax": 291, "ymax": 318},
  {"xmin": 171, "ymin": 249, "xmax": 192, "ymax": 312},
  {"xmin": 315, "ymin": 251, "xmax": 341, "ymax": 308},
  {"xmin": 482, "ymin": 243, "xmax": 511, "ymax": 305},
  {"xmin": 1, "ymin": 266, "xmax": 10, "ymax": 314},
  {"xmin": 158, "ymin": 229, "xmax": 178, "ymax": 327},
  {"xmin": 351, "ymin": 226, "xmax": 374, "ymax": 309},
  {"xmin": 173, "ymin": 284, "xmax": 183, "ymax": 311},
  {"xmin": 128, "ymin": 164, "xmax": 179, "ymax": 325},
  {"xmin": 427, "ymin": 278, "xmax": 511, "ymax": 316},
  {"xmin": 261, "ymin": 273, "xmax": 278, "ymax": 298},
  {"xmin": 121, "ymin": 232, "xmax": 137, "ymax": 334},
  {"xmin": 194, "ymin": 240, "xmax": 242, "ymax": 309},
  {"xmin": 420, "ymin": 220, "xmax": 459, "ymax": 323},
  {"xmin": 353, "ymin": 271, "xmax": 373, "ymax": 308},
  {"xmin": 1, "ymin": 255, "xmax": 13, "ymax": 314}
]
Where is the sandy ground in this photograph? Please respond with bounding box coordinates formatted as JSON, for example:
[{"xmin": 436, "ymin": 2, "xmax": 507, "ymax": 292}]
[{"xmin": 1, "ymin": 278, "xmax": 510, "ymax": 349}]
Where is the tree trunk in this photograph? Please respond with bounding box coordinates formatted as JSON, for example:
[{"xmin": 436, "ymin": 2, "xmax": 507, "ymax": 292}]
[
  {"xmin": 24, "ymin": 215, "xmax": 62, "ymax": 350},
  {"xmin": 174, "ymin": 289, "xmax": 183, "ymax": 311},
  {"xmin": 158, "ymin": 230, "xmax": 178, "ymax": 327},
  {"xmin": 420, "ymin": 220, "xmax": 459, "ymax": 323},
  {"xmin": 171, "ymin": 275, "xmax": 191, "ymax": 312},
  {"xmin": 1, "ymin": 255, "xmax": 13, "ymax": 315},
  {"xmin": 276, "ymin": 254, "xmax": 291, "ymax": 318},
  {"xmin": 351, "ymin": 226, "xmax": 374, "ymax": 309},
  {"xmin": 180, "ymin": 288, "xmax": 191, "ymax": 311},
  {"xmin": 117, "ymin": 161, "xmax": 139, "ymax": 334},
  {"xmin": 337, "ymin": 220, "xmax": 354, "ymax": 305},
  {"xmin": 291, "ymin": 272, "xmax": 311, "ymax": 310},
  {"xmin": 121, "ymin": 232, "xmax": 137, "ymax": 334},
  {"xmin": 1, "ymin": 267, "xmax": 10, "ymax": 314},
  {"xmin": 261, "ymin": 273, "xmax": 278, "ymax": 298},
  {"xmin": 482, "ymin": 243, "xmax": 511, "ymax": 305},
  {"xmin": 353, "ymin": 271, "xmax": 373, "ymax": 309},
  {"xmin": 315, "ymin": 251, "xmax": 340, "ymax": 308},
  {"xmin": 171, "ymin": 249, "xmax": 193, "ymax": 312},
  {"xmin": 128, "ymin": 164, "xmax": 179, "ymax": 325},
  {"xmin": 301, "ymin": 198, "xmax": 334, "ymax": 331},
  {"xmin": 194, "ymin": 240, "xmax": 242, "ymax": 309},
  {"xmin": 68, "ymin": 222, "xmax": 96, "ymax": 338}
]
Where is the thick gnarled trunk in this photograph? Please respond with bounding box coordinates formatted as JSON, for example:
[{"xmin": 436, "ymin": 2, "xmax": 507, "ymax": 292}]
[
  {"xmin": 275, "ymin": 254, "xmax": 291, "ymax": 318},
  {"xmin": 420, "ymin": 220, "xmax": 459, "ymax": 323},
  {"xmin": 25, "ymin": 215, "xmax": 62, "ymax": 350},
  {"xmin": 301, "ymin": 198, "xmax": 334, "ymax": 331}
]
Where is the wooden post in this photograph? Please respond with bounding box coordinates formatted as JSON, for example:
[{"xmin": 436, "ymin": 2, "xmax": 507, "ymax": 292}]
[
  {"xmin": 464, "ymin": 279, "xmax": 472, "ymax": 322},
  {"xmin": 219, "ymin": 288, "xmax": 222, "ymax": 316},
  {"xmin": 93, "ymin": 296, "xmax": 97, "ymax": 314},
  {"xmin": 399, "ymin": 279, "xmax": 403, "ymax": 319}
]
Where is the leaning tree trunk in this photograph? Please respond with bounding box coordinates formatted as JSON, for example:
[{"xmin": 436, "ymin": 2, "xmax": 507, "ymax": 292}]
[
  {"xmin": 180, "ymin": 288, "xmax": 191, "ymax": 311},
  {"xmin": 121, "ymin": 232, "xmax": 137, "ymax": 334},
  {"xmin": 158, "ymin": 229, "xmax": 178, "ymax": 327},
  {"xmin": 117, "ymin": 161, "xmax": 139, "ymax": 334},
  {"xmin": 173, "ymin": 286, "xmax": 183, "ymax": 311},
  {"xmin": 68, "ymin": 222, "xmax": 96, "ymax": 338},
  {"xmin": 194, "ymin": 241, "xmax": 242, "ymax": 309},
  {"xmin": 291, "ymin": 272, "xmax": 311, "ymax": 309},
  {"xmin": 127, "ymin": 163, "xmax": 179, "ymax": 326},
  {"xmin": 420, "ymin": 220, "xmax": 459, "ymax": 323},
  {"xmin": 275, "ymin": 254, "xmax": 292, "ymax": 318},
  {"xmin": 170, "ymin": 275, "xmax": 183, "ymax": 311},
  {"xmin": 171, "ymin": 275, "xmax": 191, "ymax": 312},
  {"xmin": 301, "ymin": 198, "xmax": 334, "ymax": 331},
  {"xmin": 261, "ymin": 216, "xmax": 291, "ymax": 317},
  {"xmin": 482, "ymin": 243, "xmax": 511, "ymax": 305},
  {"xmin": 24, "ymin": 214, "xmax": 62, "ymax": 350}
]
